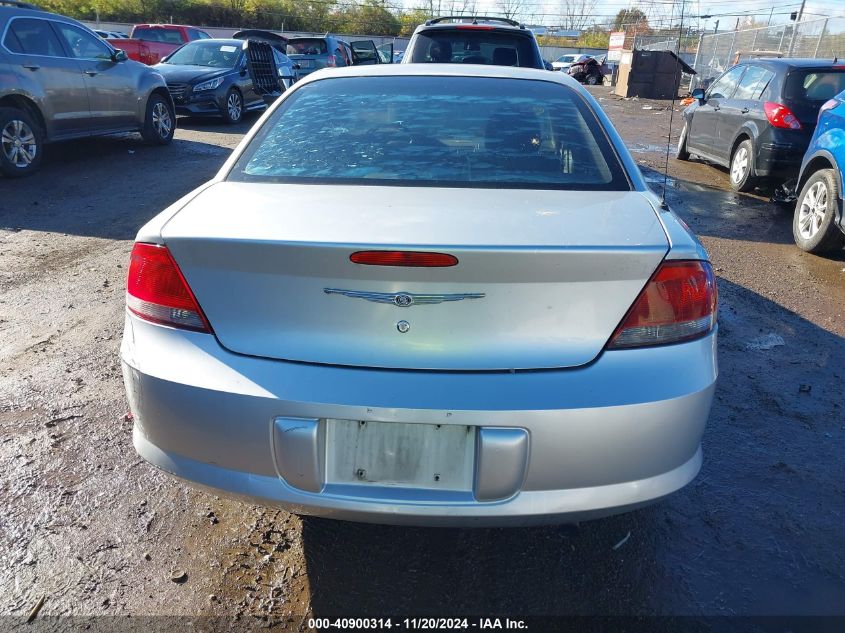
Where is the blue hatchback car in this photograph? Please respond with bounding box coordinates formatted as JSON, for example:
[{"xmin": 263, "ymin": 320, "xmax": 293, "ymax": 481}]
[{"xmin": 793, "ymin": 89, "xmax": 845, "ymax": 253}]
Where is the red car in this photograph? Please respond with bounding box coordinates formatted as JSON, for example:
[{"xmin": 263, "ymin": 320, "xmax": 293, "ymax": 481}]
[{"xmin": 107, "ymin": 24, "xmax": 211, "ymax": 65}]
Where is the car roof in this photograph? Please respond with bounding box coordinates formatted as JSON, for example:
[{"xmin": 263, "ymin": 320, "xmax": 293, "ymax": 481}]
[
  {"xmin": 739, "ymin": 57, "xmax": 845, "ymax": 70},
  {"xmin": 0, "ymin": 4, "xmax": 79, "ymax": 22},
  {"xmin": 295, "ymin": 62, "xmax": 583, "ymax": 87}
]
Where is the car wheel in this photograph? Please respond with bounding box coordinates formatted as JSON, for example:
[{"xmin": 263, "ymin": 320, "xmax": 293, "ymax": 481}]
[
  {"xmin": 676, "ymin": 122, "xmax": 690, "ymax": 161},
  {"xmin": 729, "ymin": 139, "xmax": 757, "ymax": 192},
  {"xmin": 223, "ymin": 89, "xmax": 243, "ymax": 124},
  {"xmin": 586, "ymin": 73, "xmax": 600, "ymax": 85},
  {"xmin": 792, "ymin": 169, "xmax": 845, "ymax": 254},
  {"xmin": 141, "ymin": 93, "xmax": 174, "ymax": 145},
  {"xmin": 0, "ymin": 107, "xmax": 43, "ymax": 177}
]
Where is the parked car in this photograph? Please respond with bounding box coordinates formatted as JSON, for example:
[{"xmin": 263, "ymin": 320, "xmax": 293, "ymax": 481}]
[
  {"xmin": 122, "ymin": 64, "xmax": 717, "ymax": 526},
  {"xmin": 403, "ymin": 16, "xmax": 544, "ymax": 69},
  {"xmin": 677, "ymin": 58, "xmax": 845, "ymax": 192},
  {"xmin": 106, "ymin": 23, "xmax": 210, "ymax": 66},
  {"xmin": 0, "ymin": 2, "xmax": 174, "ymax": 177},
  {"xmin": 568, "ymin": 56, "xmax": 603, "ymax": 85},
  {"xmin": 154, "ymin": 39, "xmax": 287, "ymax": 124},
  {"xmin": 791, "ymin": 89, "xmax": 845, "ymax": 254},
  {"xmin": 552, "ymin": 53, "xmax": 590, "ymax": 71},
  {"xmin": 285, "ymin": 35, "xmax": 391, "ymax": 78}
]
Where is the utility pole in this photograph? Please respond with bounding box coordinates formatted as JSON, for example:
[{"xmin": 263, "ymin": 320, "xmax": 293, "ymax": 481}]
[{"xmin": 788, "ymin": 0, "xmax": 806, "ymax": 56}]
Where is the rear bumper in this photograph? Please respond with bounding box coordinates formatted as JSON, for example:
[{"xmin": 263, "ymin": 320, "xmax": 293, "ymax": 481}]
[{"xmin": 121, "ymin": 314, "xmax": 717, "ymax": 526}]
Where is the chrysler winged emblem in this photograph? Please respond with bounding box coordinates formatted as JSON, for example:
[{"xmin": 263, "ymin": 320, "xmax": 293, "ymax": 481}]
[{"xmin": 323, "ymin": 288, "xmax": 485, "ymax": 307}]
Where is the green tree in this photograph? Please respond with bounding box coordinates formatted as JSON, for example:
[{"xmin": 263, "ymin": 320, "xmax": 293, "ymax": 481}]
[
  {"xmin": 613, "ymin": 8, "xmax": 648, "ymax": 32},
  {"xmin": 399, "ymin": 9, "xmax": 430, "ymax": 37}
]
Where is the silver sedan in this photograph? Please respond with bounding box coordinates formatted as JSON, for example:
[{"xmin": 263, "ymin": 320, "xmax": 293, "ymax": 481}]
[{"xmin": 121, "ymin": 64, "xmax": 718, "ymax": 526}]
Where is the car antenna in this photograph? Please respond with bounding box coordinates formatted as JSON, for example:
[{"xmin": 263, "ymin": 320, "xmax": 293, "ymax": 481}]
[{"xmin": 661, "ymin": 0, "xmax": 686, "ymax": 210}]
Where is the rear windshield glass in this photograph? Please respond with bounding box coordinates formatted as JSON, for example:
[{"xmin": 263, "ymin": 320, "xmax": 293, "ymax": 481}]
[
  {"xmin": 286, "ymin": 39, "xmax": 328, "ymax": 55},
  {"xmin": 784, "ymin": 70, "xmax": 845, "ymax": 102},
  {"xmin": 133, "ymin": 27, "xmax": 185, "ymax": 44},
  {"xmin": 409, "ymin": 30, "xmax": 538, "ymax": 68},
  {"xmin": 228, "ymin": 76, "xmax": 628, "ymax": 190}
]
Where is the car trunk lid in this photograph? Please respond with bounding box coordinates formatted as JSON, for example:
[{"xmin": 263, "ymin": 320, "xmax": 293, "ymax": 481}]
[{"xmin": 161, "ymin": 182, "xmax": 669, "ymax": 370}]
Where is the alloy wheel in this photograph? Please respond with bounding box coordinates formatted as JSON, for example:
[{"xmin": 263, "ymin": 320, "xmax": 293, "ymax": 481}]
[
  {"xmin": 730, "ymin": 146, "xmax": 748, "ymax": 184},
  {"xmin": 1, "ymin": 119, "xmax": 37, "ymax": 168},
  {"xmin": 797, "ymin": 181, "xmax": 828, "ymax": 239},
  {"xmin": 151, "ymin": 102, "xmax": 172, "ymax": 139},
  {"xmin": 227, "ymin": 92, "xmax": 242, "ymax": 121}
]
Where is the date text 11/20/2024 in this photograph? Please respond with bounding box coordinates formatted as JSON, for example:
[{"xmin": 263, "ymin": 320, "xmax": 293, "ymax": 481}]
[{"xmin": 308, "ymin": 618, "xmax": 528, "ymax": 630}]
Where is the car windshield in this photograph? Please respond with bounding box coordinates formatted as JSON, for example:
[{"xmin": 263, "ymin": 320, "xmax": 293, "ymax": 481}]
[
  {"xmin": 409, "ymin": 31, "xmax": 537, "ymax": 67},
  {"xmin": 165, "ymin": 41, "xmax": 242, "ymax": 67},
  {"xmin": 229, "ymin": 76, "xmax": 627, "ymax": 190},
  {"xmin": 556, "ymin": 55, "xmax": 576, "ymax": 63},
  {"xmin": 287, "ymin": 39, "xmax": 328, "ymax": 55}
]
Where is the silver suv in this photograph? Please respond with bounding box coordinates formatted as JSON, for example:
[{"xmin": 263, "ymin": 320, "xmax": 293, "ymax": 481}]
[
  {"xmin": 403, "ymin": 16, "xmax": 545, "ymax": 69},
  {"xmin": 0, "ymin": 1, "xmax": 175, "ymax": 177}
]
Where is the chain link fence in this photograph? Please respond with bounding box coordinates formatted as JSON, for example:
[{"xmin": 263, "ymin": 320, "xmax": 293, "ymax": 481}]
[{"xmin": 690, "ymin": 17, "xmax": 845, "ymax": 90}]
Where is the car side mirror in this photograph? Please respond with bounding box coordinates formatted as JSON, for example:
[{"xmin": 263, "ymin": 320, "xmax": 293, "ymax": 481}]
[
  {"xmin": 692, "ymin": 88, "xmax": 705, "ymax": 103},
  {"xmin": 112, "ymin": 49, "xmax": 128, "ymax": 63},
  {"xmin": 293, "ymin": 63, "xmax": 301, "ymax": 70}
]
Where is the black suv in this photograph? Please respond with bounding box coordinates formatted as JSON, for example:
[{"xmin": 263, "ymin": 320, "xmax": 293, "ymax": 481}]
[
  {"xmin": 403, "ymin": 16, "xmax": 545, "ymax": 69},
  {"xmin": 0, "ymin": 1, "xmax": 174, "ymax": 177},
  {"xmin": 677, "ymin": 58, "xmax": 845, "ymax": 192}
]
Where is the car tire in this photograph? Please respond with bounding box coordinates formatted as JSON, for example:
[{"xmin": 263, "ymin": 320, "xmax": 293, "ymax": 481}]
[
  {"xmin": 729, "ymin": 139, "xmax": 757, "ymax": 192},
  {"xmin": 586, "ymin": 73, "xmax": 600, "ymax": 86},
  {"xmin": 223, "ymin": 88, "xmax": 243, "ymax": 124},
  {"xmin": 792, "ymin": 169, "xmax": 845, "ymax": 254},
  {"xmin": 676, "ymin": 122, "xmax": 690, "ymax": 161},
  {"xmin": 141, "ymin": 93, "xmax": 175, "ymax": 145},
  {"xmin": 0, "ymin": 106, "xmax": 43, "ymax": 178}
]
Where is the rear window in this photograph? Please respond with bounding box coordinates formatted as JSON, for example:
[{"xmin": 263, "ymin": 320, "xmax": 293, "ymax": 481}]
[
  {"xmin": 133, "ymin": 27, "xmax": 185, "ymax": 44},
  {"xmin": 409, "ymin": 29, "xmax": 539, "ymax": 68},
  {"xmin": 229, "ymin": 76, "xmax": 628, "ymax": 190},
  {"xmin": 784, "ymin": 70, "xmax": 845, "ymax": 102},
  {"xmin": 287, "ymin": 39, "xmax": 328, "ymax": 55}
]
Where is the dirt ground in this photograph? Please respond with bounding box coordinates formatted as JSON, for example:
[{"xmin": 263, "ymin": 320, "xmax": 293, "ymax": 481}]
[{"xmin": 1, "ymin": 85, "xmax": 844, "ymax": 629}]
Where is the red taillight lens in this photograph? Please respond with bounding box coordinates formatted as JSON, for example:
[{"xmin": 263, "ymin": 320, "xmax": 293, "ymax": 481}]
[
  {"xmin": 326, "ymin": 54, "xmax": 336, "ymax": 67},
  {"xmin": 764, "ymin": 102, "xmax": 802, "ymax": 130},
  {"xmin": 126, "ymin": 243, "xmax": 211, "ymax": 332},
  {"xmin": 350, "ymin": 251, "xmax": 458, "ymax": 267},
  {"xmin": 608, "ymin": 260, "xmax": 717, "ymax": 349}
]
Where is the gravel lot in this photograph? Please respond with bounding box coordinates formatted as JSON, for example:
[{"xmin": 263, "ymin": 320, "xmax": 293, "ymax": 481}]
[{"xmin": 1, "ymin": 85, "xmax": 844, "ymax": 628}]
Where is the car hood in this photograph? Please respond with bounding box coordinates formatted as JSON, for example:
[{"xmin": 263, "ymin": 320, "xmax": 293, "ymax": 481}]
[{"xmin": 153, "ymin": 64, "xmax": 233, "ymax": 83}]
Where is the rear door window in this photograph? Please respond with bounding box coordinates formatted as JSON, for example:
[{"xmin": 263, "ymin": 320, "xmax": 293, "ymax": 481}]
[
  {"xmin": 732, "ymin": 66, "xmax": 774, "ymax": 100},
  {"xmin": 133, "ymin": 27, "xmax": 185, "ymax": 44},
  {"xmin": 409, "ymin": 30, "xmax": 537, "ymax": 68},
  {"xmin": 4, "ymin": 18, "xmax": 65, "ymax": 57},
  {"xmin": 229, "ymin": 76, "xmax": 628, "ymax": 191}
]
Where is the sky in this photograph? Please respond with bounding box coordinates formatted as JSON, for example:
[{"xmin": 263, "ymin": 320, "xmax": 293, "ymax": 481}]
[{"xmin": 409, "ymin": 0, "xmax": 845, "ymax": 30}]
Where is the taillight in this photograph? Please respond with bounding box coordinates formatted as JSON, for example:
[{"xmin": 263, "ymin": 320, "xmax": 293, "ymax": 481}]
[
  {"xmin": 350, "ymin": 251, "xmax": 458, "ymax": 267},
  {"xmin": 126, "ymin": 243, "xmax": 211, "ymax": 332},
  {"xmin": 327, "ymin": 54, "xmax": 336, "ymax": 67},
  {"xmin": 764, "ymin": 102, "xmax": 802, "ymax": 129},
  {"xmin": 818, "ymin": 97, "xmax": 841, "ymax": 121},
  {"xmin": 608, "ymin": 260, "xmax": 717, "ymax": 349},
  {"xmin": 456, "ymin": 24, "xmax": 495, "ymax": 29}
]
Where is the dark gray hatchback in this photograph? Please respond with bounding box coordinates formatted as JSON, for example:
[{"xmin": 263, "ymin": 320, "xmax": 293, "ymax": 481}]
[
  {"xmin": 678, "ymin": 58, "xmax": 845, "ymax": 192},
  {"xmin": 0, "ymin": 1, "xmax": 174, "ymax": 177}
]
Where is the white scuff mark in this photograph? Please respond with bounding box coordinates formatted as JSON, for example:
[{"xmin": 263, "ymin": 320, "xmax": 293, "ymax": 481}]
[
  {"xmin": 745, "ymin": 333, "xmax": 785, "ymax": 351},
  {"xmin": 612, "ymin": 531, "xmax": 631, "ymax": 551}
]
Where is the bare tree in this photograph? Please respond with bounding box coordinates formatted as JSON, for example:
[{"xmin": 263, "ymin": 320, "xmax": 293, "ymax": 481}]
[
  {"xmin": 558, "ymin": 0, "xmax": 597, "ymax": 32},
  {"xmin": 495, "ymin": 0, "xmax": 523, "ymax": 20}
]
